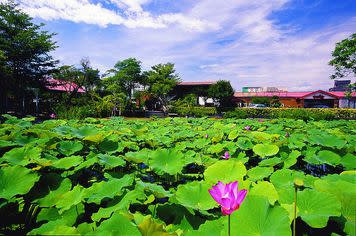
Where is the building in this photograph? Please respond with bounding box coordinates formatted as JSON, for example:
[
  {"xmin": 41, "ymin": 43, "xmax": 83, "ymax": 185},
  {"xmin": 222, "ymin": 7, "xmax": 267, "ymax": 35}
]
[
  {"xmin": 233, "ymin": 90, "xmax": 356, "ymax": 108},
  {"xmin": 242, "ymin": 86, "xmax": 287, "ymax": 93},
  {"xmin": 329, "ymin": 80, "xmax": 354, "ymax": 92},
  {"xmin": 170, "ymin": 81, "xmax": 216, "ymax": 106}
]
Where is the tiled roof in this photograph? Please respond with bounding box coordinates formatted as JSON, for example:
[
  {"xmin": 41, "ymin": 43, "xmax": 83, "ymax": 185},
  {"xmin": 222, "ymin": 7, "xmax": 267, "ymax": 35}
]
[
  {"xmin": 46, "ymin": 78, "xmax": 86, "ymax": 93},
  {"xmin": 234, "ymin": 90, "xmax": 356, "ymax": 98}
]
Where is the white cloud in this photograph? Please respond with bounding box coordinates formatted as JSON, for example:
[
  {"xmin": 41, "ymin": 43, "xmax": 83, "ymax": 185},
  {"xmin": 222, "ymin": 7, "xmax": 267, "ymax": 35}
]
[
  {"xmin": 12, "ymin": 0, "xmax": 213, "ymax": 31},
  {"xmin": 8, "ymin": 0, "xmax": 354, "ymax": 91}
]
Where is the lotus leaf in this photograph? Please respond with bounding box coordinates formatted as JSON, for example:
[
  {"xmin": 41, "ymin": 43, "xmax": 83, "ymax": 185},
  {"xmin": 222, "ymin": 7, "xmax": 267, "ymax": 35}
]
[{"xmin": 0, "ymin": 166, "xmax": 40, "ymax": 200}]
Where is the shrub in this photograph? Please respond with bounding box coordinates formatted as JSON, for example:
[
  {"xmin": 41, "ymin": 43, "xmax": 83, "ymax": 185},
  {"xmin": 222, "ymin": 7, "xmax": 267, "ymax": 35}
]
[
  {"xmin": 224, "ymin": 108, "xmax": 356, "ymax": 120},
  {"xmin": 171, "ymin": 106, "xmax": 217, "ymax": 117}
]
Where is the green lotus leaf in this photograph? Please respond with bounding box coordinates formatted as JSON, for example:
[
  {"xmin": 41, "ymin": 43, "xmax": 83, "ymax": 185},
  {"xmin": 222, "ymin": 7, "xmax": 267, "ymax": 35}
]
[
  {"xmin": 136, "ymin": 181, "xmax": 173, "ymax": 198},
  {"xmin": 253, "ymin": 144, "xmax": 279, "ymax": 157},
  {"xmin": 72, "ymin": 126, "xmax": 99, "ymax": 138},
  {"xmin": 0, "ymin": 166, "xmax": 40, "ymax": 200},
  {"xmin": 91, "ymin": 186, "xmax": 146, "ymax": 222},
  {"xmin": 99, "ymin": 139, "xmax": 119, "ymax": 153},
  {"xmin": 204, "ymin": 159, "xmax": 247, "ymax": 184},
  {"xmin": 207, "ymin": 143, "xmax": 224, "ymax": 154},
  {"xmin": 228, "ymin": 129, "xmax": 239, "ymax": 140},
  {"xmin": 308, "ymin": 134, "xmax": 346, "ymax": 149},
  {"xmin": 2, "ymin": 146, "xmax": 41, "ymax": 166},
  {"xmin": 93, "ymin": 212, "xmax": 141, "ymax": 236},
  {"xmin": 304, "ymin": 150, "xmax": 341, "ymax": 166},
  {"xmin": 55, "ymin": 185, "xmax": 85, "ymax": 213},
  {"xmin": 297, "ymin": 189, "xmax": 341, "ymax": 228},
  {"xmin": 344, "ymin": 220, "xmax": 356, "ymax": 236},
  {"xmin": 314, "ymin": 178, "xmax": 356, "ymax": 225},
  {"xmin": 97, "ymin": 154, "xmax": 126, "ymax": 169},
  {"xmin": 35, "ymin": 178, "xmax": 72, "ymax": 207},
  {"xmin": 124, "ymin": 149, "xmax": 150, "ymax": 164},
  {"xmin": 28, "ymin": 219, "xmax": 79, "ymax": 235},
  {"xmin": 231, "ymin": 195, "xmax": 291, "ymax": 236},
  {"xmin": 37, "ymin": 203, "xmax": 85, "ymax": 226},
  {"xmin": 137, "ymin": 215, "xmax": 173, "ymax": 236},
  {"xmin": 58, "ymin": 141, "xmax": 83, "ymax": 156},
  {"xmin": 175, "ymin": 181, "xmax": 216, "ymax": 211},
  {"xmin": 247, "ymin": 166, "xmax": 274, "ymax": 181},
  {"xmin": 249, "ymin": 181, "xmax": 279, "ymax": 205},
  {"xmin": 149, "ymin": 149, "xmax": 185, "ymax": 175},
  {"xmin": 77, "ymin": 222, "xmax": 96, "ymax": 235},
  {"xmin": 51, "ymin": 155, "xmax": 83, "ymax": 169},
  {"xmin": 185, "ymin": 218, "xmax": 225, "ymax": 236},
  {"xmin": 237, "ymin": 137, "xmax": 253, "ymax": 150},
  {"xmin": 250, "ymin": 131, "xmax": 276, "ymax": 141},
  {"xmin": 270, "ymin": 169, "xmax": 304, "ymax": 204},
  {"xmin": 283, "ymin": 150, "xmax": 301, "ymax": 168},
  {"xmin": 259, "ymin": 157, "xmax": 283, "ymax": 167},
  {"xmin": 340, "ymin": 153, "xmax": 356, "ymax": 170},
  {"xmin": 83, "ymin": 133, "xmax": 106, "ymax": 143},
  {"xmin": 83, "ymin": 175, "xmax": 133, "ymax": 204},
  {"xmin": 0, "ymin": 139, "xmax": 16, "ymax": 148}
]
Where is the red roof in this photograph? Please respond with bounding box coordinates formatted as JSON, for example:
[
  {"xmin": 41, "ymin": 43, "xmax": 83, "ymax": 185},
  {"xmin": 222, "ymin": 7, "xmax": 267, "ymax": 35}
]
[
  {"xmin": 178, "ymin": 81, "xmax": 216, "ymax": 86},
  {"xmin": 234, "ymin": 90, "xmax": 356, "ymax": 99},
  {"xmin": 46, "ymin": 78, "xmax": 86, "ymax": 93}
]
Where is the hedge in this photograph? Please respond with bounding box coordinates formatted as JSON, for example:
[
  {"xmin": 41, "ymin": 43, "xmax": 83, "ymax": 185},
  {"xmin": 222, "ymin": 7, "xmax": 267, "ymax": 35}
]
[
  {"xmin": 170, "ymin": 106, "xmax": 218, "ymax": 117},
  {"xmin": 224, "ymin": 108, "xmax": 356, "ymax": 120}
]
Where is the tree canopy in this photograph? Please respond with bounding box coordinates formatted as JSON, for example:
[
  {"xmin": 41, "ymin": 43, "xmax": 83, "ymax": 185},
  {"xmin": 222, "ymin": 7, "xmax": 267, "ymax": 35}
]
[
  {"xmin": 329, "ymin": 33, "xmax": 356, "ymax": 79},
  {"xmin": 0, "ymin": 2, "xmax": 57, "ymax": 113},
  {"xmin": 146, "ymin": 63, "xmax": 181, "ymax": 111},
  {"xmin": 208, "ymin": 80, "xmax": 234, "ymax": 107}
]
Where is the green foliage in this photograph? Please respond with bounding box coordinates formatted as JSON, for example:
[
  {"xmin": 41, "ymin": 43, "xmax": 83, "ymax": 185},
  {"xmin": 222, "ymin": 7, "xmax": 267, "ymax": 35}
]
[
  {"xmin": 170, "ymin": 106, "xmax": 217, "ymax": 117},
  {"xmin": 251, "ymin": 97, "xmax": 271, "ymax": 105},
  {"xmin": 145, "ymin": 63, "xmax": 180, "ymax": 111},
  {"xmin": 0, "ymin": 116, "xmax": 355, "ymax": 235},
  {"xmin": 224, "ymin": 108, "xmax": 356, "ymax": 120},
  {"xmin": 0, "ymin": 2, "xmax": 57, "ymax": 113},
  {"xmin": 208, "ymin": 80, "xmax": 234, "ymax": 107},
  {"xmin": 329, "ymin": 33, "xmax": 356, "ymax": 79}
]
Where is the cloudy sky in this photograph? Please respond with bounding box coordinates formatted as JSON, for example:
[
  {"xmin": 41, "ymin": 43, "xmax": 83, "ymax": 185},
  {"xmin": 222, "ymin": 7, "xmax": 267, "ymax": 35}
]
[{"xmin": 6, "ymin": 0, "xmax": 356, "ymax": 91}]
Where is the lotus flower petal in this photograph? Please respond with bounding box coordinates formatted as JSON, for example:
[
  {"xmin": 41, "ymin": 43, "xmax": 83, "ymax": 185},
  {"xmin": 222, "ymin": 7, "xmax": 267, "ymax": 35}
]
[{"xmin": 209, "ymin": 181, "xmax": 248, "ymax": 215}]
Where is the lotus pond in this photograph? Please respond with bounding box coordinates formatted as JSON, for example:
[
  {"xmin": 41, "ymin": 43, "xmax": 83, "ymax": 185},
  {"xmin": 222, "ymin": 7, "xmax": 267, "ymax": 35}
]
[{"xmin": 0, "ymin": 115, "xmax": 355, "ymax": 235}]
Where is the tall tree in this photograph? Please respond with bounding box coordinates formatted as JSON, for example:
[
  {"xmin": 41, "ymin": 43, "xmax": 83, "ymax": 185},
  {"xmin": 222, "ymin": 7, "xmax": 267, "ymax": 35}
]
[
  {"xmin": 208, "ymin": 80, "xmax": 234, "ymax": 108},
  {"xmin": 146, "ymin": 63, "xmax": 180, "ymax": 111},
  {"xmin": 329, "ymin": 33, "xmax": 356, "ymax": 79},
  {"xmin": 106, "ymin": 58, "xmax": 143, "ymax": 102},
  {"xmin": 0, "ymin": 2, "xmax": 58, "ymax": 113}
]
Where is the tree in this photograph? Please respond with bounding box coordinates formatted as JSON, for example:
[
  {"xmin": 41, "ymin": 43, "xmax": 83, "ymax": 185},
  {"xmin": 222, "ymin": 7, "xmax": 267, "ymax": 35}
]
[
  {"xmin": 52, "ymin": 59, "xmax": 100, "ymax": 104},
  {"xmin": 251, "ymin": 97, "xmax": 270, "ymax": 105},
  {"xmin": 208, "ymin": 80, "xmax": 234, "ymax": 108},
  {"xmin": 270, "ymin": 95, "xmax": 281, "ymax": 108},
  {"xmin": 146, "ymin": 63, "xmax": 181, "ymax": 111},
  {"xmin": 79, "ymin": 58, "xmax": 101, "ymax": 92},
  {"xmin": 106, "ymin": 58, "xmax": 143, "ymax": 102},
  {"xmin": 0, "ymin": 2, "xmax": 58, "ymax": 113},
  {"xmin": 329, "ymin": 33, "xmax": 356, "ymax": 79}
]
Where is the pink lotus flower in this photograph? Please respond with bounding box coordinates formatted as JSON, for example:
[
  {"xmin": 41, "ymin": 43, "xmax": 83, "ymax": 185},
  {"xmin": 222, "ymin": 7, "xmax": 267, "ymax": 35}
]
[
  {"xmin": 285, "ymin": 132, "xmax": 290, "ymax": 137},
  {"xmin": 49, "ymin": 113, "xmax": 56, "ymax": 119},
  {"xmin": 222, "ymin": 151, "xmax": 230, "ymax": 160},
  {"xmin": 209, "ymin": 181, "xmax": 247, "ymax": 215},
  {"xmin": 205, "ymin": 134, "xmax": 209, "ymax": 138},
  {"xmin": 244, "ymin": 126, "xmax": 251, "ymax": 130}
]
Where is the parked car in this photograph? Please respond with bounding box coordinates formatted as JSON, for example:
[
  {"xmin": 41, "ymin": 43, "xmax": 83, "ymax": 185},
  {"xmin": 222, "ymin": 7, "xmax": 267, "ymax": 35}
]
[{"xmin": 247, "ymin": 104, "xmax": 268, "ymax": 108}]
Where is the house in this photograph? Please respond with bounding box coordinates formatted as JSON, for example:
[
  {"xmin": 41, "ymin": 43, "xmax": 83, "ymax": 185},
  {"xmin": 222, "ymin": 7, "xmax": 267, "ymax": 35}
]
[{"xmin": 233, "ymin": 90, "xmax": 356, "ymax": 108}]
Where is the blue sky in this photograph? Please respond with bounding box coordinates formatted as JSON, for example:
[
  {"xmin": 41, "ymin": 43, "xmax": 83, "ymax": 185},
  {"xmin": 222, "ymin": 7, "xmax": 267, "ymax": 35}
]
[{"xmin": 7, "ymin": 0, "xmax": 356, "ymax": 91}]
